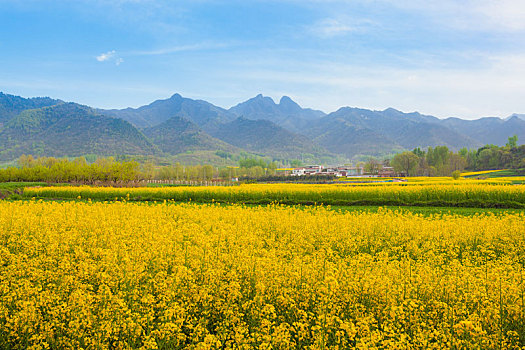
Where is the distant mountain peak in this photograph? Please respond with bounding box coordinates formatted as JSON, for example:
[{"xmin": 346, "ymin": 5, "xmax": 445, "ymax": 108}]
[
  {"xmin": 508, "ymin": 113, "xmax": 525, "ymax": 121},
  {"xmin": 251, "ymin": 94, "xmax": 275, "ymax": 104},
  {"xmin": 228, "ymin": 94, "xmax": 326, "ymax": 133},
  {"xmin": 383, "ymin": 107, "xmax": 401, "ymax": 113},
  {"xmin": 278, "ymin": 96, "xmax": 302, "ymax": 114},
  {"xmin": 279, "ymin": 95, "xmax": 299, "ymax": 106},
  {"xmin": 101, "ymin": 92, "xmax": 235, "ymax": 129},
  {"xmin": 279, "ymin": 95, "xmax": 293, "ymax": 103}
]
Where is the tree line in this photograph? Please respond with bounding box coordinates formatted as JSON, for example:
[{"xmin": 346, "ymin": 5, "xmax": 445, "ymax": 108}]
[
  {"xmin": 0, "ymin": 155, "xmax": 281, "ymax": 183},
  {"xmin": 0, "ymin": 155, "xmax": 141, "ymax": 183},
  {"xmin": 389, "ymin": 136, "xmax": 524, "ymax": 176}
]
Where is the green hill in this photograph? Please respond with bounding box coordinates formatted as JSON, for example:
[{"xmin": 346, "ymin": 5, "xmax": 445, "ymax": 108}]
[
  {"xmin": 0, "ymin": 92, "xmax": 61, "ymax": 127},
  {"xmin": 208, "ymin": 116, "xmax": 330, "ymax": 159},
  {"xmin": 143, "ymin": 116, "xmax": 240, "ymax": 155},
  {"xmin": 0, "ymin": 103, "xmax": 157, "ymax": 161}
]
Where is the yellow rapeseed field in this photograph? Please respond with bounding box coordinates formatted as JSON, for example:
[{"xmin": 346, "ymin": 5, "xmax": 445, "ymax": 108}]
[
  {"xmin": 24, "ymin": 183, "xmax": 525, "ymax": 208},
  {"xmin": 1, "ymin": 200, "xmax": 525, "ymax": 349}
]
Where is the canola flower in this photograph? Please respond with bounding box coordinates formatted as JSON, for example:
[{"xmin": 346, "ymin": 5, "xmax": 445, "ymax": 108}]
[
  {"xmin": 319, "ymin": 176, "xmax": 519, "ymax": 184},
  {"xmin": 24, "ymin": 183, "xmax": 525, "ymax": 208},
  {"xmin": 340, "ymin": 177, "xmax": 524, "ymax": 185},
  {"xmin": 460, "ymin": 170, "xmax": 508, "ymax": 177},
  {"xmin": 1, "ymin": 200, "xmax": 525, "ymax": 349}
]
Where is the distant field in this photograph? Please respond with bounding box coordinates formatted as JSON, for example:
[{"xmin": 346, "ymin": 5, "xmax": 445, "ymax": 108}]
[{"xmin": 22, "ymin": 183, "xmax": 525, "ymax": 208}]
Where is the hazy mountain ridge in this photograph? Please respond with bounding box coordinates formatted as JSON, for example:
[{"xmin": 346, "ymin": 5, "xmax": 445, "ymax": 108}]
[
  {"xmin": 229, "ymin": 94, "xmax": 325, "ymax": 133},
  {"xmin": 99, "ymin": 93, "xmax": 525, "ymax": 157},
  {"xmin": 207, "ymin": 116, "xmax": 330, "ymax": 159},
  {"xmin": 102, "ymin": 93, "xmax": 332, "ymax": 160},
  {"xmin": 303, "ymin": 107, "xmax": 482, "ymax": 157},
  {"xmin": 508, "ymin": 114, "xmax": 525, "ymax": 121},
  {"xmin": 1, "ymin": 91, "xmax": 524, "ymax": 162},
  {"xmin": 305, "ymin": 117, "xmax": 404, "ymax": 158},
  {"xmin": 101, "ymin": 93, "xmax": 235, "ymax": 130},
  {"xmin": 142, "ymin": 116, "xmax": 240, "ymax": 155},
  {"xmin": 442, "ymin": 116, "xmax": 525, "ymax": 146}
]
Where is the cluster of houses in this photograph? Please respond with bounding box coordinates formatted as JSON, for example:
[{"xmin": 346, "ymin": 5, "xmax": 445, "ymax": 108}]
[{"xmin": 278, "ymin": 165, "xmax": 396, "ymax": 178}]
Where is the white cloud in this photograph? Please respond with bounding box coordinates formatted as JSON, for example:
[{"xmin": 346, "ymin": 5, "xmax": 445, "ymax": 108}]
[
  {"xmin": 96, "ymin": 50, "xmax": 123, "ymax": 65},
  {"xmin": 96, "ymin": 50, "xmax": 116, "ymax": 62}
]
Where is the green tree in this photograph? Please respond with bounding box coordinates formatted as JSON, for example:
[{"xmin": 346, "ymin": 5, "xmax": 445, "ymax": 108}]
[
  {"xmin": 448, "ymin": 153, "xmax": 467, "ymax": 173},
  {"xmin": 427, "ymin": 146, "xmax": 450, "ymax": 175},
  {"xmin": 203, "ymin": 165, "xmax": 214, "ymax": 180},
  {"xmin": 364, "ymin": 158, "xmax": 382, "ymax": 175},
  {"xmin": 391, "ymin": 151, "xmax": 419, "ymax": 176},
  {"xmin": 174, "ymin": 162, "xmax": 184, "ymax": 180},
  {"xmin": 18, "ymin": 154, "xmax": 35, "ymax": 168},
  {"xmin": 267, "ymin": 161, "xmax": 278, "ymax": 175},
  {"xmin": 289, "ymin": 159, "xmax": 303, "ymax": 167},
  {"xmin": 506, "ymin": 135, "xmax": 518, "ymax": 148},
  {"xmin": 412, "ymin": 147, "xmax": 425, "ymax": 158}
]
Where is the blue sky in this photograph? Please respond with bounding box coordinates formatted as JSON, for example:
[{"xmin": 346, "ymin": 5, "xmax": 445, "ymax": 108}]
[{"xmin": 1, "ymin": 0, "xmax": 525, "ymax": 119}]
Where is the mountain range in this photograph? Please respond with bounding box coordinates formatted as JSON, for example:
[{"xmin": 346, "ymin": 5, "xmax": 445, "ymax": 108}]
[{"xmin": 1, "ymin": 91, "xmax": 524, "ymax": 163}]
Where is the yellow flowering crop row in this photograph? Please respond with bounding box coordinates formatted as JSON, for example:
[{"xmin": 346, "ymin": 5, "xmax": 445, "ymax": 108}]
[
  {"xmin": 406, "ymin": 176, "xmax": 506, "ymax": 183},
  {"xmin": 1, "ymin": 201, "xmax": 524, "ymax": 349},
  {"xmin": 347, "ymin": 178, "xmax": 515, "ymax": 185},
  {"xmin": 24, "ymin": 183, "xmax": 525, "ymax": 208},
  {"xmin": 461, "ymin": 170, "xmax": 506, "ymax": 177},
  {"xmin": 340, "ymin": 176, "xmax": 525, "ymax": 184},
  {"xmin": 338, "ymin": 177, "xmax": 503, "ymax": 184}
]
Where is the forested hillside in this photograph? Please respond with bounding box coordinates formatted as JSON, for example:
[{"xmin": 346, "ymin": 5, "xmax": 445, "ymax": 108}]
[
  {"xmin": 143, "ymin": 116, "xmax": 240, "ymax": 155},
  {"xmin": 0, "ymin": 92, "xmax": 61, "ymax": 126},
  {"xmin": 207, "ymin": 116, "xmax": 329, "ymax": 159},
  {"xmin": 0, "ymin": 103, "xmax": 157, "ymax": 161}
]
